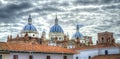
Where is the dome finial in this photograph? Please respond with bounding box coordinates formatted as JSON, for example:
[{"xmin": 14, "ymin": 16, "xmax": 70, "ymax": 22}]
[
  {"xmin": 28, "ymin": 14, "xmax": 32, "ymax": 24},
  {"xmin": 55, "ymin": 13, "xmax": 58, "ymax": 25},
  {"xmin": 76, "ymin": 24, "xmax": 79, "ymax": 32}
]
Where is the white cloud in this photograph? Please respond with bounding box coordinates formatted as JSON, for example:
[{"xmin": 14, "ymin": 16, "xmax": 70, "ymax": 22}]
[{"xmin": 0, "ymin": 0, "xmax": 120, "ymax": 44}]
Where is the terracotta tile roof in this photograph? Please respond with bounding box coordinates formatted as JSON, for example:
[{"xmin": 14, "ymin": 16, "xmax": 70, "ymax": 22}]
[
  {"xmin": 0, "ymin": 42, "xmax": 9, "ymax": 50},
  {"xmin": 71, "ymin": 44, "xmax": 119, "ymax": 51},
  {"xmin": 0, "ymin": 42, "xmax": 76, "ymax": 54},
  {"xmin": 91, "ymin": 54, "xmax": 120, "ymax": 59}
]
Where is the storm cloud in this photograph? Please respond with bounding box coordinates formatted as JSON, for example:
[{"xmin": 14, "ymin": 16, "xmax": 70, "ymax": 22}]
[
  {"xmin": 0, "ymin": 2, "xmax": 33, "ymax": 23},
  {"xmin": 0, "ymin": 0, "xmax": 120, "ymax": 43}
]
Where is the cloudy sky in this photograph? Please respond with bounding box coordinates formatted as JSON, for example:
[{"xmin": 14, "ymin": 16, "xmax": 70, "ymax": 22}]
[{"xmin": 0, "ymin": 0, "xmax": 120, "ymax": 44}]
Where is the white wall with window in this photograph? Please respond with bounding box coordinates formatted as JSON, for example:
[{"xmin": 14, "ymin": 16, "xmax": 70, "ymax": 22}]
[
  {"xmin": 9, "ymin": 53, "xmax": 73, "ymax": 59},
  {"xmin": 0, "ymin": 54, "xmax": 9, "ymax": 59},
  {"xmin": 73, "ymin": 47, "xmax": 119, "ymax": 59}
]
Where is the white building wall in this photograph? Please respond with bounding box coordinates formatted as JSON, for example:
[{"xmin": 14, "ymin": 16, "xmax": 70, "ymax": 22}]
[
  {"xmin": 10, "ymin": 53, "xmax": 29, "ymax": 59},
  {"xmin": 74, "ymin": 49, "xmax": 98, "ymax": 59},
  {"xmin": 33, "ymin": 54, "xmax": 46, "ymax": 59},
  {"xmin": 49, "ymin": 33, "xmax": 64, "ymax": 40},
  {"xmin": 10, "ymin": 53, "xmax": 73, "ymax": 59},
  {"xmin": 67, "ymin": 55, "xmax": 73, "ymax": 59},
  {"xmin": 2, "ymin": 54, "xmax": 10, "ymax": 59},
  {"xmin": 99, "ymin": 47, "xmax": 119, "ymax": 55},
  {"xmin": 73, "ymin": 47, "xmax": 119, "ymax": 59},
  {"xmin": 21, "ymin": 33, "xmax": 38, "ymax": 37}
]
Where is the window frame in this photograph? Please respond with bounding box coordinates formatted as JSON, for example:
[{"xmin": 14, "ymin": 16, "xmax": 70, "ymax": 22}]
[
  {"xmin": 76, "ymin": 56, "xmax": 78, "ymax": 59},
  {"xmin": 46, "ymin": 56, "xmax": 50, "ymax": 59},
  {"xmin": 29, "ymin": 55, "xmax": 33, "ymax": 59},
  {"xmin": 63, "ymin": 56, "xmax": 67, "ymax": 59},
  {"xmin": 13, "ymin": 55, "xmax": 18, "ymax": 59}
]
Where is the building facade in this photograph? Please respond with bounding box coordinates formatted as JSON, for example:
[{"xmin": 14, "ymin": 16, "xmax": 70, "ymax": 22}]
[
  {"xmin": 97, "ymin": 31, "xmax": 115, "ymax": 45},
  {"xmin": 0, "ymin": 42, "xmax": 75, "ymax": 59}
]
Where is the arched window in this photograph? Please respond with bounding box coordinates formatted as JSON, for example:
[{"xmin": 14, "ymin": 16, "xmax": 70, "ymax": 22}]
[
  {"xmin": 33, "ymin": 34, "xmax": 35, "ymax": 37},
  {"xmin": 97, "ymin": 41, "xmax": 98, "ymax": 44},
  {"xmin": 101, "ymin": 37, "xmax": 104, "ymax": 43},
  {"xmin": 108, "ymin": 37, "xmax": 110, "ymax": 43},
  {"xmin": 107, "ymin": 39, "xmax": 109, "ymax": 43},
  {"xmin": 59, "ymin": 37, "xmax": 61, "ymax": 40},
  {"xmin": 112, "ymin": 39, "xmax": 114, "ymax": 43},
  {"xmin": 76, "ymin": 57, "xmax": 78, "ymax": 59}
]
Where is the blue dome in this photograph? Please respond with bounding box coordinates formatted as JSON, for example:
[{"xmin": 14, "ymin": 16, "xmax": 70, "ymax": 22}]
[
  {"xmin": 23, "ymin": 24, "xmax": 37, "ymax": 31},
  {"xmin": 72, "ymin": 32, "xmax": 83, "ymax": 39},
  {"xmin": 50, "ymin": 24, "xmax": 64, "ymax": 33}
]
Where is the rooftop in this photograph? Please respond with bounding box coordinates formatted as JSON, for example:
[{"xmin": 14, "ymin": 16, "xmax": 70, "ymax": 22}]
[
  {"xmin": 0, "ymin": 42, "xmax": 76, "ymax": 54},
  {"xmin": 71, "ymin": 44, "xmax": 120, "ymax": 51},
  {"xmin": 92, "ymin": 54, "xmax": 120, "ymax": 59}
]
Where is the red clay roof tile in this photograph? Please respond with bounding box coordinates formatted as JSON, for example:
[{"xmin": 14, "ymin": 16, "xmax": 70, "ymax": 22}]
[
  {"xmin": 0, "ymin": 42, "xmax": 76, "ymax": 54},
  {"xmin": 71, "ymin": 44, "xmax": 119, "ymax": 50}
]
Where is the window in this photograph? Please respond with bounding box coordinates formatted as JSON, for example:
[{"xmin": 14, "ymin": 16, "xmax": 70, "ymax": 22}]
[
  {"xmin": 51, "ymin": 38, "xmax": 54, "ymax": 40},
  {"xmin": 88, "ymin": 56, "xmax": 91, "ymax": 59},
  {"xmin": 105, "ymin": 50, "xmax": 108, "ymax": 55},
  {"xmin": 101, "ymin": 37, "xmax": 104, "ymax": 43},
  {"xmin": 59, "ymin": 37, "xmax": 61, "ymax": 40},
  {"xmin": 0, "ymin": 55, "xmax": 2, "ymax": 59},
  {"xmin": 46, "ymin": 56, "xmax": 50, "ymax": 59},
  {"xmin": 63, "ymin": 56, "xmax": 67, "ymax": 59},
  {"xmin": 29, "ymin": 55, "xmax": 33, "ymax": 59},
  {"xmin": 29, "ymin": 37, "xmax": 32, "ymax": 39},
  {"xmin": 112, "ymin": 40, "xmax": 114, "ymax": 43},
  {"xmin": 39, "ymin": 39, "xmax": 42, "ymax": 44},
  {"xmin": 107, "ymin": 39, "xmax": 109, "ymax": 42},
  {"xmin": 108, "ymin": 37, "xmax": 110, "ymax": 43},
  {"xmin": 13, "ymin": 55, "xmax": 18, "ymax": 59},
  {"xmin": 76, "ymin": 57, "xmax": 78, "ymax": 59},
  {"xmin": 33, "ymin": 34, "xmax": 35, "ymax": 37}
]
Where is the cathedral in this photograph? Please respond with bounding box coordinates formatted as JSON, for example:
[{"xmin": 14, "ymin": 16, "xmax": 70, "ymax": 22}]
[
  {"xmin": 7, "ymin": 14, "xmax": 93, "ymax": 49},
  {"xmin": 0, "ymin": 15, "xmax": 120, "ymax": 59}
]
